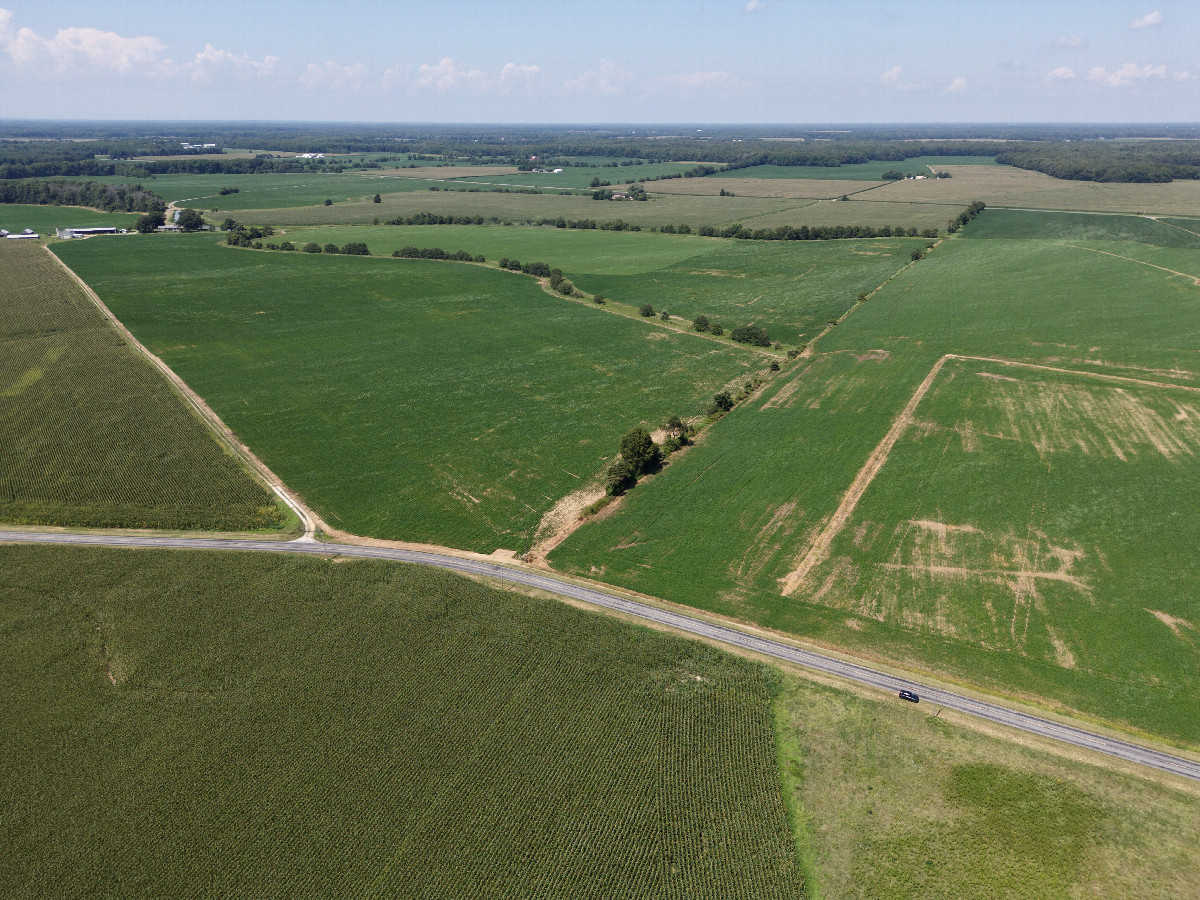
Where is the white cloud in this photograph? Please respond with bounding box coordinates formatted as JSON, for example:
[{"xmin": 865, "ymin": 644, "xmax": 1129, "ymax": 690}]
[
  {"xmin": 1046, "ymin": 66, "xmax": 1076, "ymax": 81},
  {"xmin": 745, "ymin": 0, "xmax": 763, "ymax": 11},
  {"xmin": 1129, "ymin": 10, "xmax": 1163, "ymax": 29},
  {"xmin": 187, "ymin": 44, "xmax": 278, "ymax": 82},
  {"xmin": 300, "ymin": 60, "xmax": 369, "ymax": 90},
  {"xmin": 0, "ymin": 8, "xmax": 167, "ymax": 73},
  {"xmin": 945, "ymin": 76, "xmax": 966, "ymax": 93},
  {"xmin": 880, "ymin": 65, "xmax": 901, "ymax": 85},
  {"xmin": 1056, "ymin": 35, "xmax": 1085, "ymax": 48},
  {"xmin": 565, "ymin": 60, "xmax": 635, "ymax": 96},
  {"xmin": 1087, "ymin": 62, "xmax": 1166, "ymax": 87},
  {"xmin": 497, "ymin": 62, "xmax": 542, "ymax": 88},
  {"xmin": 1173, "ymin": 70, "xmax": 1193, "ymax": 81},
  {"xmin": 414, "ymin": 56, "xmax": 485, "ymax": 91},
  {"xmin": 381, "ymin": 58, "xmax": 541, "ymax": 93}
]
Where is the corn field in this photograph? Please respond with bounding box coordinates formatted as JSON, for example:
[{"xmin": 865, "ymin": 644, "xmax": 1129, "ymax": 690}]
[
  {"xmin": 0, "ymin": 241, "xmax": 282, "ymax": 530},
  {"xmin": 0, "ymin": 545, "xmax": 804, "ymax": 898}
]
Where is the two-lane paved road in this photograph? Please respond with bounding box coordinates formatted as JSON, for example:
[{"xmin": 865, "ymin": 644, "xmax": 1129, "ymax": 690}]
[{"xmin": 3, "ymin": 528, "xmax": 1198, "ymax": 783}]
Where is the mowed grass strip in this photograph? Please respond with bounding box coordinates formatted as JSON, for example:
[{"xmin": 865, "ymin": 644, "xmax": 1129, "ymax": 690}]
[
  {"xmin": 775, "ymin": 674, "xmax": 1200, "ymax": 900},
  {"xmin": 54, "ymin": 235, "xmax": 759, "ymax": 552},
  {"xmin": 0, "ymin": 544, "xmax": 803, "ymax": 899},
  {"xmin": 0, "ymin": 240, "xmax": 283, "ymax": 531}
]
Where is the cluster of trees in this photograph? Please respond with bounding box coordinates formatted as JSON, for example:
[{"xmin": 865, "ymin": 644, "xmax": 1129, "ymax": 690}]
[
  {"xmin": 731, "ymin": 324, "xmax": 772, "ymax": 347},
  {"xmin": 605, "ymin": 421, "xmax": 690, "ymax": 496},
  {"xmin": 696, "ymin": 222, "xmax": 939, "ymax": 241},
  {"xmin": 218, "ymin": 186, "xmax": 240, "ymax": 195},
  {"xmin": 394, "ymin": 246, "xmax": 481, "ymax": 261},
  {"xmin": 0, "ymin": 180, "xmax": 165, "ymax": 213},
  {"xmin": 547, "ymin": 269, "xmax": 576, "ymax": 296},
  {"xmin": 223, "ymin": 221, "xmax": 275, "ymax": 245},
  {"xmin": 946, "ymin": 200, "xmax": 986, "ymax": 234}
]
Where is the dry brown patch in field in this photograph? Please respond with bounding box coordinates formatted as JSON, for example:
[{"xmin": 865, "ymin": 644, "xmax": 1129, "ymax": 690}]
[
  {"xmin": 852, "ymin": 519, "xmax": 1092, "ymax": 662},
  {"xmin": 982, "ymin": 378, "xmax": 1200, "ymax": 462},
  {"xmin": 863, "ymin": 164, "xmax": 1200, "ymax": 216},
  {"xmin": 646, "ymin": 177, "xmax": 879, "ymax": 200},
  {"xmin": 736, "ymin": 501, "xmax": 805, "ymax": 583},
  {"xmin": 1145, "ymin": 609, "xmax": 1198, "ymax": 640}
]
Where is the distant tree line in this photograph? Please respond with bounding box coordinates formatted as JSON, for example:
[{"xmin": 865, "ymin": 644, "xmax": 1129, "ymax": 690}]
[
  {"xmin": 994, "ymin": 144, "xmax": 1200, "ymax": 183},
  {"xmin": 0, "ymin": 179, "xmax": 165, "ymax": 212}
]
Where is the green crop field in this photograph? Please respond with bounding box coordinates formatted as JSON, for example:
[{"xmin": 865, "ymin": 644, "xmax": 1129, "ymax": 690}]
[
  {"xmin": 448, "ymin": 161, "xmax": 711, "ymax": 190},
  {"xmin": 551, "ymin": 213, "xmax": 1200, "ymax": 744},
  {"xmin": 276, "ymin": 224, "xmax": 926, "ymax": 345},
  {"xmin": 0, "ymin": 543, "xmax": 801, "ymax": 899},
  {"xmin": 776, "ymin": 674, "xmax": 1200, "ymax": 900},
  {"xmin": 53, "ymin": 235, "xmax": 761, "ymax": 552},
  {"xmin": 962, "ymin": 208, "xmax": 1200, "ymax": 247},
  {"xmin": 0, "ymin": 204, "xmax": 141, "ymax": 234},
  {"xmin": 0, "ymin": 240, "xmax": 283, "ymax": 531},
  {"xmin": 711, "ymin": 157, "xmax": 1000, "ymax": 181}
]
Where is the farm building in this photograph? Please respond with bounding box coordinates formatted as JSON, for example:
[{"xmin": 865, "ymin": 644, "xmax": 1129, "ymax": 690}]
[
  {"xmin": 5, "ymin": 228, "xmax": 39, "ymax": 239},
  {"xmin": 56, "ymin": 227, "xmax": 123, "ymax": 238}
]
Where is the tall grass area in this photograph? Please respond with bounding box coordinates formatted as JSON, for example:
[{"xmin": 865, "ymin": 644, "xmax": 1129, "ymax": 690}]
[
  {"xmin": 0, "ymin": 544, "xmax": 802, "ymax": 899},
  {"xmin": 553, "ymin": 222, "xmax": 1200, "ymax": 743},
  {"xmin": 0, "ymin": 241, "xmax": 283, "ymax": 531},
  {"xmin": 776, "ymin": 675, "xmax": 1200, "ymax": 900},
  {"xmin": 278, "ymin": 224, "xmax": 926, "ymax": 345},
  {"xmin": 53, "ymin": 235, "xmax": 759, "ymax": 552}
]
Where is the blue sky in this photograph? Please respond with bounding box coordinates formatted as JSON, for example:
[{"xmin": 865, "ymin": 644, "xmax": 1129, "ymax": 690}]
[{"xmin": 1, "ymin": 1, "xmax": 1196, "ymax": 122}]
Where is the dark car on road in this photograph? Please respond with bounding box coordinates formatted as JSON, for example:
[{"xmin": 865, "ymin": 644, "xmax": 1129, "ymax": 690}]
[{"xmin": 898, "ymin": 689, "xmax": 919, "ymax": 703}]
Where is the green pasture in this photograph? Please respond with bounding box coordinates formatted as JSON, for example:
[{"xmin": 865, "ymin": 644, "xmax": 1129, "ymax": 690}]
[
  {"xmin": 448, "ymin": 161, "xmax": 710, "ymax": 190},
  {"xmin": 777, "ymin": 674, "xmax": 1200, "ymax": 900},
  {"xmin": 0, "ymin": 204, "xmax": 139, "ymax": 234},
  {"xmin": 0, "ymin": 543, "xmax": 800, "ymax": 899},
  {"xmin": 278, "ymin": 225, "xmax": 924, "ymax": 345},
  {"xmin": 0, "ymin": 240, "xmax": 283, "ymax": 532},
  {"xmin": 713, "ymin": 156, "xmax": 999, "ymax": 181},
  {"xmin": 553, "ymin": 229, "xmax": 1200, "ymax": 742},
  {"xmin": 53, "ymin": 236, "xmax": 759, "ymax": 552}
]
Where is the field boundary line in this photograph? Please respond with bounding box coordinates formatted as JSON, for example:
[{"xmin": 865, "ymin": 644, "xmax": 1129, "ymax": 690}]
[
  {"xmin": 780, "ymin": 351, "xmax": 1200, "ymax": 596},
  {"xmin": 1065, "ymin": 243, "xmax": 1200, "ymax": 286},
  {"xmin": 780, "ymin": 354, "xmax": 952, "ymax": 595},
  {"xmin": 44, "ymin": 245, "xmax": 320, "ymax": 538}
]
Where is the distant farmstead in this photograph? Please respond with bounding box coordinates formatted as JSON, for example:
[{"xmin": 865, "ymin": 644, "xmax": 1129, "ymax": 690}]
[
  {"xmin": 4, "ymin": 228, "xmax": 39, "ymax": 240},
  {"xmin": 56, "ymin": 227, "xmax": 123, "ymax": 239}
]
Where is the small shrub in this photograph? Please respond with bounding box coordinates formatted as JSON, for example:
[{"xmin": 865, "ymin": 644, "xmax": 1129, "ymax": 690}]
[
  {"xmin": 303, "ymin": 242, "xmax": 322, "ymax": 253},
  {"xmin": 593, "ymin": 294, "xmax": 606, "ymax": 304},
  {"xmin": 659, "ymin": 309, "xmax": 671, "ymax": 321},
  {"xmin": 770, "ymin": 361, "xmax": 780, "ymax": 371},
  {"xmin": 324, "ymin": 199, "xmax": 333, "ymax": 206},
  {"xmin": 279, "ymin": 241, "xmax": 294, "ymax": 251},
  {"xmin": 640, "ymin": 303, "xmax": 654, "ymax": 317},
  {"xmin": 323, "ymin": 243, "xmax": 340, "ymax": 254},
  {"xmin": 606, "ymin": 459, "xmax": 636, "ymax": 496},
  {"xmin": 705, "ymin": 393, "xmax": 734, "ymax": 417},
  {"xmin": 341, "ymin": 242, "xmax": 370, "ymax": 256},
  {"xmin": 693, "ymin": 315, "xmax": 710, "ymax": 332},
  {"xmin": 710, "ymin": 323, "xmax": 724, "ymax": 336},
  {"xmin": 474, "ymin": 254, "xmax": 486, "ymax": 263}
]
